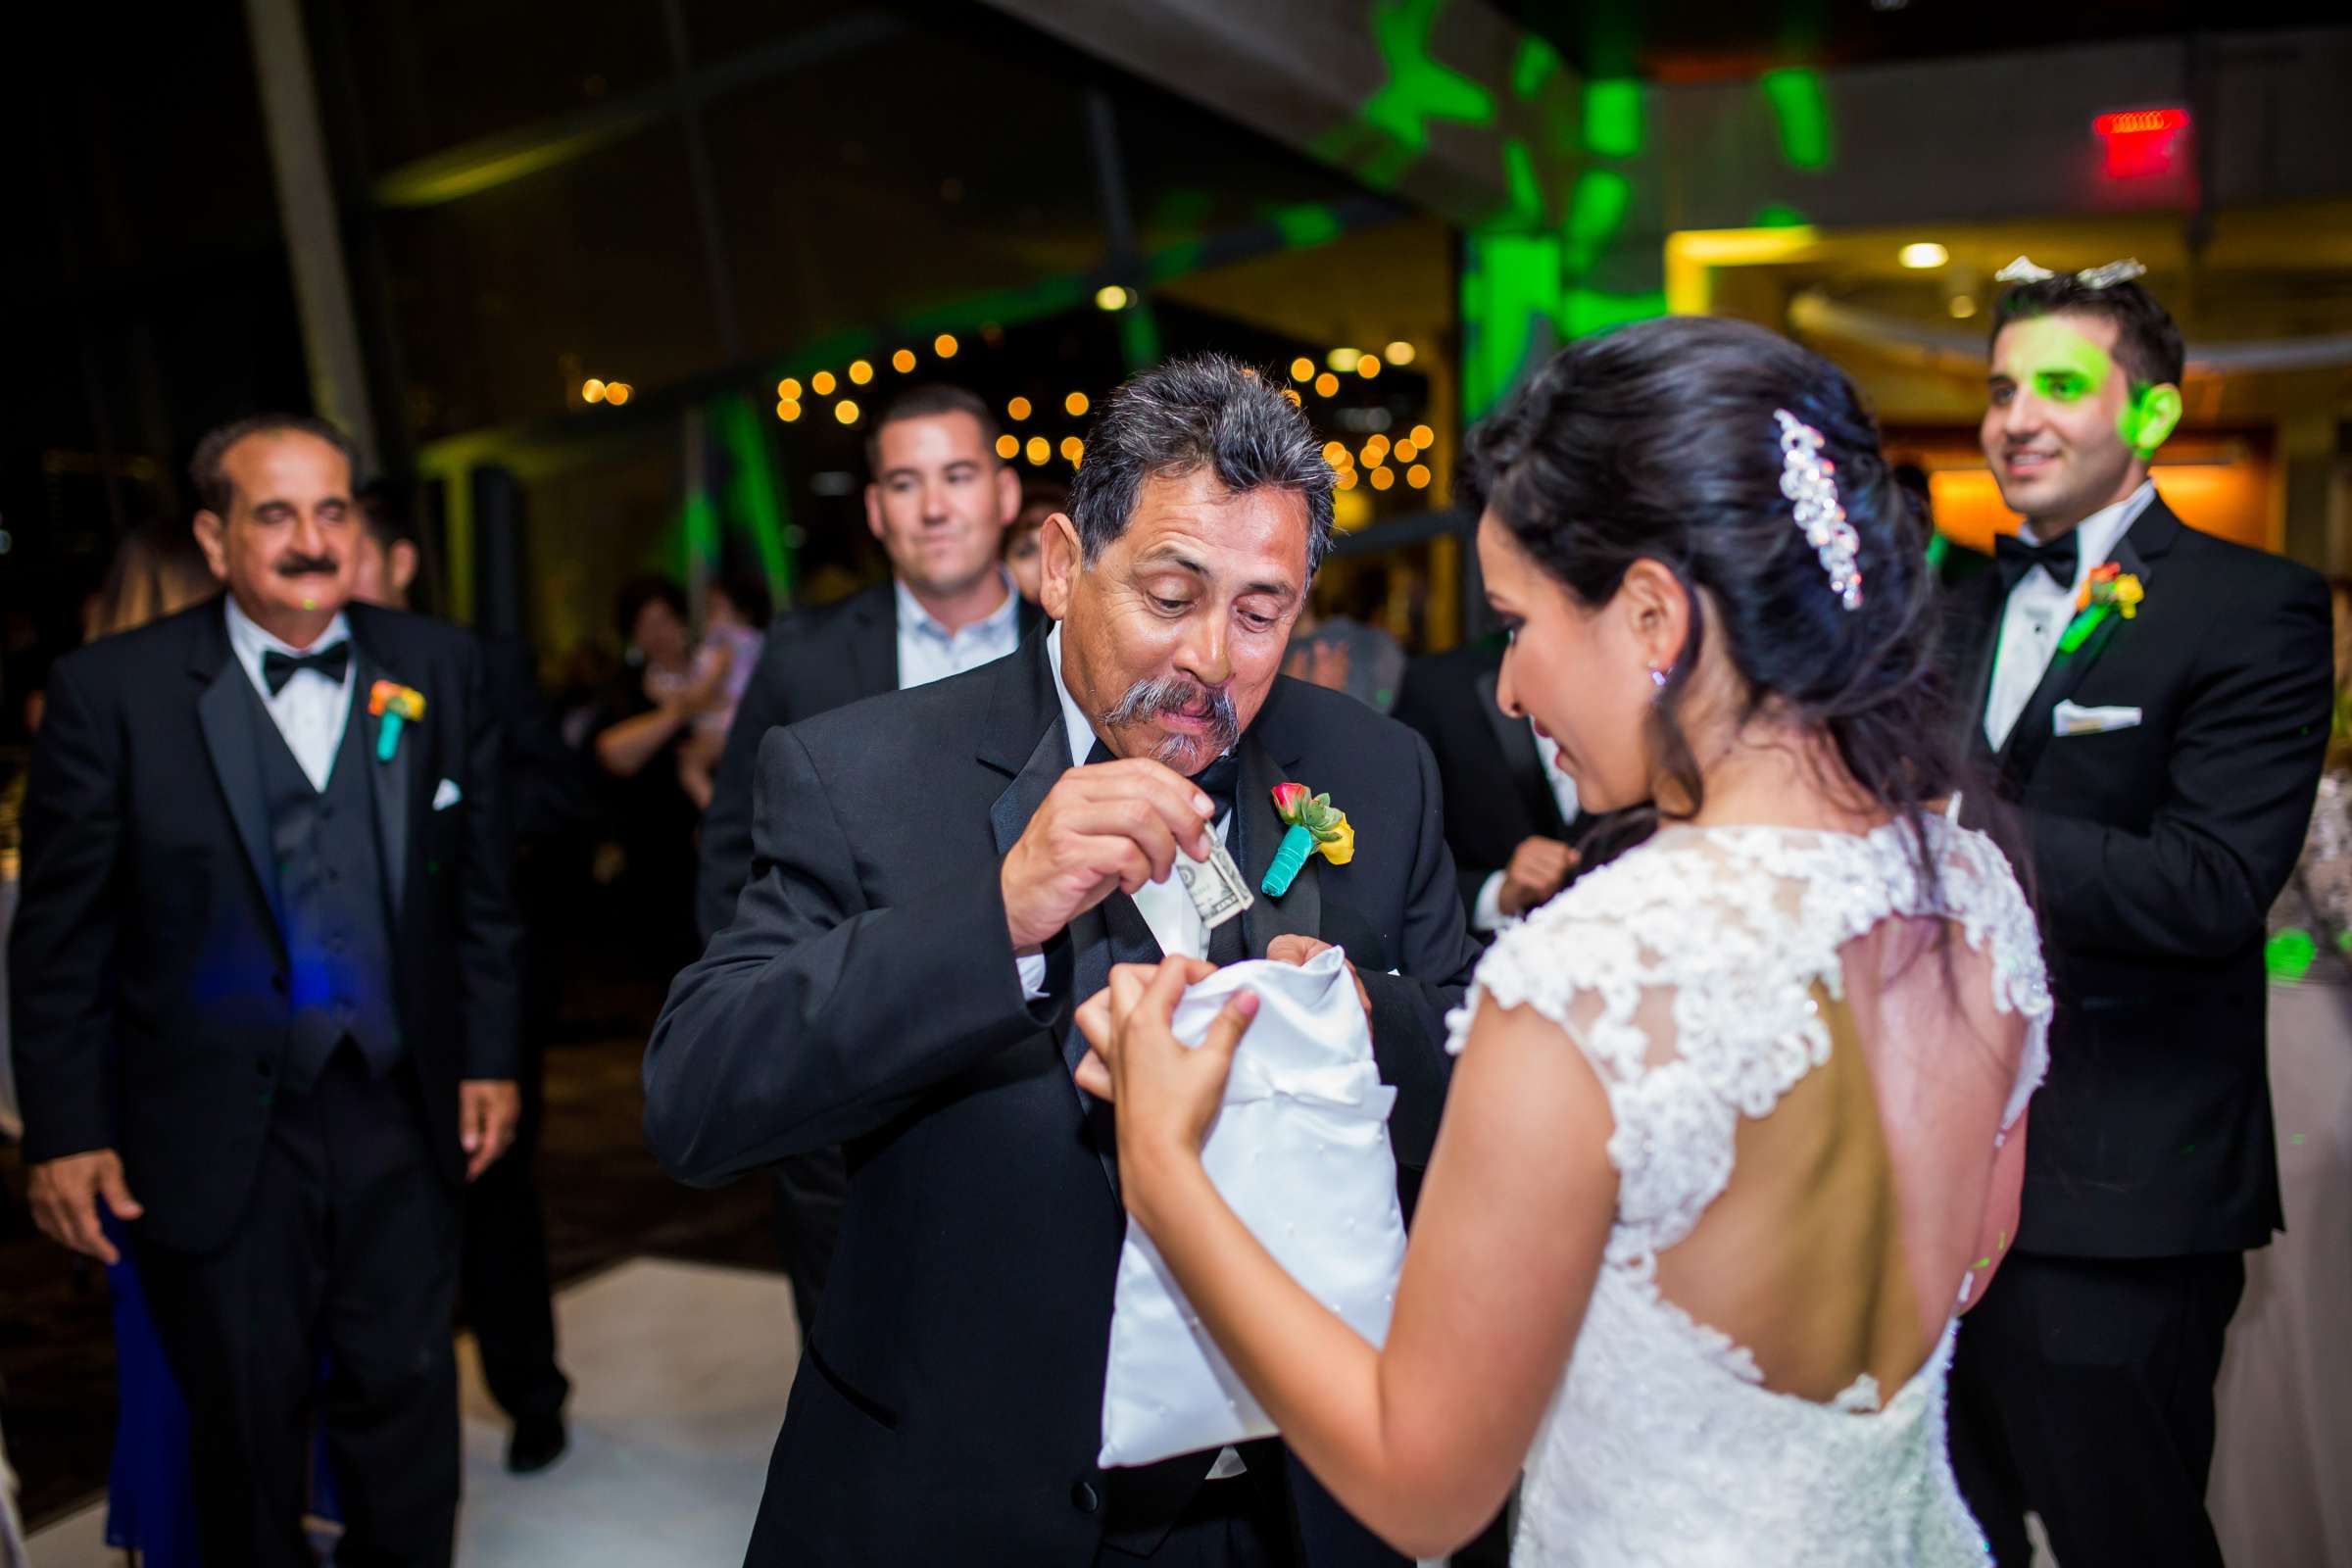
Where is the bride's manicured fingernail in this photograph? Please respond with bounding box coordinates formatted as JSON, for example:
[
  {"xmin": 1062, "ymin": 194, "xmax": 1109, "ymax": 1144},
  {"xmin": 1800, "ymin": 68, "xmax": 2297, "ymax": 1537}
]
[{"xmin": 1234, "ymin": 991, "xmax": 1259, "ymax": 1017}]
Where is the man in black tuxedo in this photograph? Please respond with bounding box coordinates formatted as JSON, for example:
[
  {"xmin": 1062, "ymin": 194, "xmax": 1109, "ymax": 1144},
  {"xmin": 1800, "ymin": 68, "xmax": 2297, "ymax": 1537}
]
[
  {"xmin": 697, "ymin": 383, "xmax": 1043, "ymax": 1328},
  {"xmin": 1392, "ymin": 635, "xmax": 1586, "ymax": 939},
  {"xmin": 646, "ymin": 354, "xmax": 1480, "ymax": 1567},
  {"xmin": 354, "ymin": 493, "xmax": 577, "ymax": 1474},
  {"xmin": 13, "ymin": 416, "xmax": 522, "ymax": 1567},
  {"xmin": 1941, "ymin": 270, "xmax": 2331, "ymax": 1567}
]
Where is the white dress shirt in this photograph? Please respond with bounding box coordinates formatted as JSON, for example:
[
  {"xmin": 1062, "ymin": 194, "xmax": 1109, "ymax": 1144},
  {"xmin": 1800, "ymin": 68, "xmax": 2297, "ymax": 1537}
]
[
  {"xmin": 895, "ymin": 571, "xmax": 1022, "ymax": 691},
  {"xmin": 224, "ymin": 595, "xmax": 356, "ymax": 792},
  {"xmin": 1471, "ymin": 722, "xmax": 1583, "ymax": 933},
  {"xmin": 1983, "ymin": 480, "xmax": 2157, "ymax": 752},
  {"xmin": 1015, "ymin": 624, "xmax": 1233, "ymax": 999}
]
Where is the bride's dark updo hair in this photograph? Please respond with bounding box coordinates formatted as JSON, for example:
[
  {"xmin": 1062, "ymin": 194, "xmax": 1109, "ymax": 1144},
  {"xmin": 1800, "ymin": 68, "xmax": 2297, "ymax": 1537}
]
[{"xmin": 1460, "ymin": 316, "xmax": 1965, "ymax": 873}]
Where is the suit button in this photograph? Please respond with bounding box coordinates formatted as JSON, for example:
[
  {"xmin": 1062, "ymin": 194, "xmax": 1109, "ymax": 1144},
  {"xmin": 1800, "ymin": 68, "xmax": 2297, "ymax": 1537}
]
[{"xmin": 1070, "ymin": 1480, "xmax": 1099, "ymax": 1514}]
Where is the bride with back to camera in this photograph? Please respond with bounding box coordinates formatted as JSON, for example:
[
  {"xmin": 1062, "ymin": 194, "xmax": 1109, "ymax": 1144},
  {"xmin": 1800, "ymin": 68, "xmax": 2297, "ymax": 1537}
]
[{"xmin": 1076, "ymin": 316, "xmax": 2051, "ymax": 1563}]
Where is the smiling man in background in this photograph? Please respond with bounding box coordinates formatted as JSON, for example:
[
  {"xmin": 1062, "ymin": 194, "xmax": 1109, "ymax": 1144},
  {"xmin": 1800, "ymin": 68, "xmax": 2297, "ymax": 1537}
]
[{"xmin": 1942, "ymin": 265, "xmax": 2330, "ymax": 1568}]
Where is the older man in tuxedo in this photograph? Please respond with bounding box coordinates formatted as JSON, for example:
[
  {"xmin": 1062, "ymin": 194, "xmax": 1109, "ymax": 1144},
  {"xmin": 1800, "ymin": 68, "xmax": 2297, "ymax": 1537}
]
[
  {"xmin": 646, "ymin": 355, "xmax": 1480, "ymax": 1566},
  {"xmin": 1942, "ymin": 269, "xmax": 2331, "ymax": 1568},
  {"xmin": 13, "ymin": 416, "xmax": 520, "ymax": 1567}
]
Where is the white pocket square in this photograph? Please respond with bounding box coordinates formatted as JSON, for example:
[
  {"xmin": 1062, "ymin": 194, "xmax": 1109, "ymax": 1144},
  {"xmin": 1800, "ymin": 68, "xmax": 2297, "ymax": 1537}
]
[
  {"xmin": 432, "ymin": 778, "xmax": 463, "ymax": 810},
  {"xmin": 2053, "ymin": 701, "xmax": 2142, "ymax": 737}
]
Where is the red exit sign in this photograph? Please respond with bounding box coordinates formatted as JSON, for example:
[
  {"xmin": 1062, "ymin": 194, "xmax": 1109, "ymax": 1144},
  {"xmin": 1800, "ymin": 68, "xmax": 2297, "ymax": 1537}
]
[{"xmin": 2094, "ymin": 108, "xmax": 2190, "ymax": 179}]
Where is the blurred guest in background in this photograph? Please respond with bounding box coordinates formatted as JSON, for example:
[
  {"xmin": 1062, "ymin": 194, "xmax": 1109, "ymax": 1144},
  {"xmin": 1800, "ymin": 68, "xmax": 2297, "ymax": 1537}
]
[
  {"xmin": 1894, "ymin": 460, "xmax": 1990, "ymax": 592},
  {"xmin": 1943, "ymin": 267, "xmax": 2331, "ymax": 1568},
  {"xmin": 80, "ymin": 519, "xmax": 216, "ymax": 643},
  {"xmin": 1004, "ymin": 477, "xmax": 1064, "ymax": 605},
  {"xmin": 2208, "ymin": 573, "xmax": 2352, "ymax": 1568},
  {"xmin": 592, "ymin": 575, "xmax": 711, "ymax": 975},
  {"xmin": 1392, "ymin": 634, "xmax": 1586, "ymax": 940},
  {"xmin": 670, "ymin": 572, "xmax": 770, "ymax": 812},
  {"xmin": 353, "ymin": 494, "xmax": 578, "ymax": 1475},
  {"xmin": 11, "ymin": 414, "xmax": 522, "ymax": 1566},
  {"xmin": 695, "ymin": 381, "xmax": 1043, "ymax": 1335}
]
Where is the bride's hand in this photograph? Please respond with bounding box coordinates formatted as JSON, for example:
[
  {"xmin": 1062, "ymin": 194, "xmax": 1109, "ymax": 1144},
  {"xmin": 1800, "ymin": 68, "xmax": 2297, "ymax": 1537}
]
[{"xmin": 1074, "ymin": 959, "xmax": 1260, "ymax": 1186}]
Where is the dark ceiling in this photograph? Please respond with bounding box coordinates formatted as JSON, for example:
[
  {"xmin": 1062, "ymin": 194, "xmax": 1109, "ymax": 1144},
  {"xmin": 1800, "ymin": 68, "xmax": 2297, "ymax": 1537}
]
[{"xmin": 1490, "ymin": 0, "xmax": 2344, "ymax": 81}]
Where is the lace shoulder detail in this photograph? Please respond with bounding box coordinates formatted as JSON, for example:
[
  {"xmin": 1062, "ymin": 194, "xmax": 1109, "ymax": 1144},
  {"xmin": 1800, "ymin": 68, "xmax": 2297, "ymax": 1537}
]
[{"xmin": 1445, "ymin": 818, "xmax": 2052, "ymax": 1262}]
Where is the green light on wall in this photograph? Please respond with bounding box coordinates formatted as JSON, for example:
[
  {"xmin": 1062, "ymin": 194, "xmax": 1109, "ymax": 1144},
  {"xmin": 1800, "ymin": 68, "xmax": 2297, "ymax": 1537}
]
[
  {"xmin": 1511, "ymin": 35, "xmax": 1560, "ymax": 99},
  {"xmin": 1584, "ymin": 79, "xmax": 1643, "ymax": 159},
  {"xmin": 712, "ymin": 393, "xmax": 792, "ymax": 609},
  {"xmin": 1500, "ymin": 138, "xmax": 1544, "ymax": 226},
  {"xmin": 1760, "ymin": 70, "xmax": 1834, "ymax": 172},
  {"xmin": 1265, "ymin": 202, "xmax": 1345, "ymax": 250},
  {"xmin": 1753, "ymin": 203, "xmax": 1809, "ymax": 227},
  {"xmin": 1361, "ymin": 0, "xmax": 1496, "ymax": 154},
  {"xmin": 1562, "ymin": 287, "xmax": 1668, "ymax": 339},
  {"xmin": 1462, "ymin": 231, "xmax": 1560, "ymax": 420},
  {"xmin": 1562, "ymin": 170, "xmax": 1633, "ymax": 274}
]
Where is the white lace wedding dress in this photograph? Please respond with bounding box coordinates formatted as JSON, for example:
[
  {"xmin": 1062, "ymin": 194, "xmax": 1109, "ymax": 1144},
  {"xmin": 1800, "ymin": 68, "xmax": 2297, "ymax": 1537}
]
[{"xmin": 1447, "ymin": 818, "xmax": 2049, "ymax": 1565}]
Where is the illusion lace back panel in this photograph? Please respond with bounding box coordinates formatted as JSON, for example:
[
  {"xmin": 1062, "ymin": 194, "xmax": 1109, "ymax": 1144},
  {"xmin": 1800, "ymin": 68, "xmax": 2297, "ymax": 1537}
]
[{"xmin": 1447, "ymin": 819, "xmax": 2049, "ymax": 1566}]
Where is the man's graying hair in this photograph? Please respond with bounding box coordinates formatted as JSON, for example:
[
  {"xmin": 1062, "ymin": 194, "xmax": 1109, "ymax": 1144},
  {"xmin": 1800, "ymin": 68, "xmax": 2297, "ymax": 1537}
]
[{"xmin": 1066, "ymin": 354, "xmax": 1338, "ymax": 574}]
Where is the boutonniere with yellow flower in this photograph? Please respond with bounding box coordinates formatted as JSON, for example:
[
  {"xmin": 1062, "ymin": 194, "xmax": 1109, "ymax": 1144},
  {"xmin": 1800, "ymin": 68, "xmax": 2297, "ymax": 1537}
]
[
  {"xmin": 2057, "ymin": 563, "xmax": 2145, "ymax": 655},
  {"xmin": 1262, "ymin": 782, "xmax": 1352, "ymax": 897},
  {"xmin": 368, "ymin": 680, "xmax": 426, "ymax": 762}
]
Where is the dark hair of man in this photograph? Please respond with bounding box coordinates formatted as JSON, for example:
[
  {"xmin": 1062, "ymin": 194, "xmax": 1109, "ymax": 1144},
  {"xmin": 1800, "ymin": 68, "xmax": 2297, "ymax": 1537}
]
[
  {"xmin": 1065, "ymin": 353, "xmax": 1338, "ymax": 575},
  {"xmin": 1987, "ymin": 276, "xmax": 2186, "ymax": 390},
  {"xmin": 865, "ymin": 384, "xmax": 1002, "ymax": 472},
  {"xmin": 613, "ymin": 574, "xmax": 689, "ymax": 642},
  {"xmin": 356, "ymin": 479, "xmax": 418, "ymax": 550},
  {"xmin": 1459, "ymin": 316, "xmax": 1995, "ymax": 913},
  {"xmin": 711, "ymin": 570, "xmax": 772, "ymax": 629},
  {"xmin": 189, "ymin": 414, "xmax": 362, "ymax": 518}
]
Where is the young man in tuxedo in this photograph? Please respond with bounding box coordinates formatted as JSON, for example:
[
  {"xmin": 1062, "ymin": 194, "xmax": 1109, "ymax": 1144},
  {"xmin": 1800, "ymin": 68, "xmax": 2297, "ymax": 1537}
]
[
  {"xmin": 646, "ymin": 355, "xmax": 1481, "ymax": 1567},
  {"xmin": 13, "ymin": 416, "xmax": 522, "ymax": 1566},
  {"xmin": 1392, "ymin": 636, "xmax": 1585, "ymax": 939},
  {"xmin": 1942, "ymin": 269, "xmax": 2332, "ymax": 1568},
  {"xmin": 353, "ymin": 494, "xmax": 577, "ymax": 1474},
  {"xmin": 696, "ymin": 382, "xmax": 1045, "ymax": 1331}
]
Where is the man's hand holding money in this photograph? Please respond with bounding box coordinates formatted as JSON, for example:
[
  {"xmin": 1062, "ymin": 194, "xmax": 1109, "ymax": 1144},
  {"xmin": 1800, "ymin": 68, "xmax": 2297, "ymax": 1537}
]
[{"xmin": 1001, "ymin": 759, "xmax": 1219, "ymax": 951}]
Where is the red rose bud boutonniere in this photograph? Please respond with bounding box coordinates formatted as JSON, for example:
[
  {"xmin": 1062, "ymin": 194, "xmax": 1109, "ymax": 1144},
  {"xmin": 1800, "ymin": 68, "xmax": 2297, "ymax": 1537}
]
[
  {"xmin": 1262, "ymin": 782, "xmax": 1353, "ymax": 897},
  {"xmin": 368, "ymin": 680, "xmax": 425, "ymax": 762},
  {"xmin": 2057, "ymin": 563, "xmax": 2145, "ymax": 655}
]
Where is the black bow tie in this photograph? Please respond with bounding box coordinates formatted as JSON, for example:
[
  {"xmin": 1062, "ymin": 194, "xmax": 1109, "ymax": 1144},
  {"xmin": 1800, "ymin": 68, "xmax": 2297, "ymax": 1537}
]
[
  {"xmin": 1083, "ymin": 739, "xmax": 1240, "ymax": 824},
  {"xmin": 1994, "ymin": 531, "xmax": 2080, "ymax": 592},
  {"xmin": 261, "ymin": 642, "xmax": 351, "ymax": 696}
]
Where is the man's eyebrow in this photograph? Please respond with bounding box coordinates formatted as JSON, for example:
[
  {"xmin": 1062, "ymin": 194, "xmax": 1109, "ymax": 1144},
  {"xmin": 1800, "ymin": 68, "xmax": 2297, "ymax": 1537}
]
[{"xmin": 1137, "ymin": 548, "xmax": 1210, "ymax": 580}]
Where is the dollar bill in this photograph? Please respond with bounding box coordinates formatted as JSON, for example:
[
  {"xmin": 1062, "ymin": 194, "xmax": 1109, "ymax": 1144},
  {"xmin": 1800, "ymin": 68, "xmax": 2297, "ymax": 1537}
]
[{"xmin": 1175, "ymin": 838, "xmax": 1253, "ymax": 933}]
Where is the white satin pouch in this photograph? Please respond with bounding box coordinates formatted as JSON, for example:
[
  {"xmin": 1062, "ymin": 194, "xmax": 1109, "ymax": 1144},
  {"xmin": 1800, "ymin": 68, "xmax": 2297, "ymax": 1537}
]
[{"xmin": 1098, "ymin": 946, "xmax": 1407, "ymax": 1469}]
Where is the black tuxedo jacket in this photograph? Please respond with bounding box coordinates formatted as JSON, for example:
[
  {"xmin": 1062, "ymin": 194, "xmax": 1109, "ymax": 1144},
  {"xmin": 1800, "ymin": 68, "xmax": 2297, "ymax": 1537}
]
[
  {"xmin": 645, "ymin": 630, "xmax": 1480, "ymax": 1565},
  {"xmin": 697, "ymin": 579, "xmax": 1046, "ymax": 938},
  {"xmin": 10, "ymin": 596, "xmax": 523, "ymax": 1253},
  {"xmin": 1392, "ymin": 639, "xmax": 1577, "ymax": 926},
  {"xmin": 1944, "ymin": 496, "xmax": 2330, "ymax": 1257}
]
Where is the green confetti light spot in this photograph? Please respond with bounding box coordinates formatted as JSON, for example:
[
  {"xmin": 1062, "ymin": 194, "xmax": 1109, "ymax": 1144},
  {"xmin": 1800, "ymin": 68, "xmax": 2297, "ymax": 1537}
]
[
  {"xmin": 1562, "ymin": 170, "xmax": 1633, "ymax": 273},
  {"xmin": 1760, "ymin": 69, "xmax": 1834, "ymax": 172},
  {"xmin": 1584, "ymin": 79, "xmax": 1643, "ymax": 158},
  {"xmin": 1753, "ymin": 203, "xmax": 1809, "ymax": 228},
  {"xmin": 2287, "ymin": 1133, "xmax": 2308, "ymax": 1146},
  {"xmin": 1499, "ymin": 138, "xmax": 1544, "ymax": 225},
  {"xmin": 1511, "ymin": 35, "xmax": 1560, "ymax": 98},
  {"xmin": 1361, "ymin": 0, "xmax": 1497, "ymax": 154},
  {"xmin": 1265, "ymin": 202, "xmax": 1344, "ymax": 250},
  {"xmin": 2267, "ymin": 928, "xmax": 2318, "ymax": 983}
]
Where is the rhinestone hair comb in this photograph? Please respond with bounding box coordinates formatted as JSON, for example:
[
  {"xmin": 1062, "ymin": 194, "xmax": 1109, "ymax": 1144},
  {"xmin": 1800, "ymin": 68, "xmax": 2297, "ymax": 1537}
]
[{"xmin": 1775, "ymin": 409, "xmax": 1862, "ymax": 612}]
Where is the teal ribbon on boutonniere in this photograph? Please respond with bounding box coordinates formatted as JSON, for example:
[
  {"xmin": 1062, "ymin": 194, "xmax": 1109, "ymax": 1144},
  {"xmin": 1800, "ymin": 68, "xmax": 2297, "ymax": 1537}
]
[
  {"xmin": 1261, "ymin": 781, "xmax": 1354, "ymax": 897},
  {"xmin": 368, "ymin": 680, "xmax": 425, "ymax": 762},
  {"xmin": 2056, "ymin": 563, "xmax": 2145, "ymax": 656}
]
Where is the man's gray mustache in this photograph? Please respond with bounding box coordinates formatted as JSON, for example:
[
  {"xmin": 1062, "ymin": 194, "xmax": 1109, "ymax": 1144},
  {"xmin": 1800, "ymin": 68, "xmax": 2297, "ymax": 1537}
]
[{"xmin": 1105, "ymin": 676, "xmax": 1240, "ymax": 764}]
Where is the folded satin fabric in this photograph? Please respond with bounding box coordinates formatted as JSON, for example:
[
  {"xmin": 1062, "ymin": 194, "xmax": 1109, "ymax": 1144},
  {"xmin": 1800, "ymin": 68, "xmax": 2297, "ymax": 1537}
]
[{"xmin": 1098, "ymin": 947, "xmax": 1407, "ymax": 1468}]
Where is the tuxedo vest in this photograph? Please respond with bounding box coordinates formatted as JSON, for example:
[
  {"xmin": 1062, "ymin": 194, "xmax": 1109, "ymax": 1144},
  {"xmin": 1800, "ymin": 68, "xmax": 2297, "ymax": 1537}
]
[{"xmin": 246, "ymin": 678, "xmax": 405, "ymax": 1090}]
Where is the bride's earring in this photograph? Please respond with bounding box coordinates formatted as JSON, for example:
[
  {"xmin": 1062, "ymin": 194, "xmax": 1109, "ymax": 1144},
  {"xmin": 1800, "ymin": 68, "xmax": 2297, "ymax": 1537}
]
[{"xmin": 1647, "ymin": 662, "xmax": 1673, "ymax": 698}]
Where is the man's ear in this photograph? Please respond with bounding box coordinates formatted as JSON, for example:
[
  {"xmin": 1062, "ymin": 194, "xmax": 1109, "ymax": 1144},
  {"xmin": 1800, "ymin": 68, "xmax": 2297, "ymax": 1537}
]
[
  {"xmin": 2125, "ymin": 383, "xmax": 2182, "ymax": 460},
  {"xmin": 192, "ymin": 512, "xmax": 230, "ymax": 582},
  {"xmin": 1039, "ymin": 513, "xmax": 1082, "ymax": 622},
  {"xmin": 863, "ymin": 484, "xmax": 885, "ymax": 543},
  {"xmin": 389, "ymin": 539, "xmax": 420, "ymax": 595}
]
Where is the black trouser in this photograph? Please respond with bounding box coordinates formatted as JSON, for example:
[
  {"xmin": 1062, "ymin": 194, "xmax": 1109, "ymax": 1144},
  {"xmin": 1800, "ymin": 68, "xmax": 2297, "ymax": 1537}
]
[
  {"xmin": 1949, "ymin": 1249, "xmax": 2246, "ymax": 1568},
  {"xmin": 138, "ymin": 1046, "xmax": 461, "ymax": 1568},
  {"xmin": 461, "ymin": 1024, "xmax": 569, "ymax": 1426}
]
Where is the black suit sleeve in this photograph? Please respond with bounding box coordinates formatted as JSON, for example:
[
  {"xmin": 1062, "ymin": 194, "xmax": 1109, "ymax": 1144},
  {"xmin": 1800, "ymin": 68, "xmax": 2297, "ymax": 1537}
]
[
  {"xmin": 2028, "ymin": 570, "xmax": 2331, "ymax": 961},
  {"xmin": 1352, "ymin": 729, "xmax": 1483, "ymax": 1167},
  {"xmin": 455, "ymin": 640, "xmax": 526, "ymax": 1082},
  {"xmin": 645, "ymin": 725, "xmax": 1057, "ymax": 1186},
  {"xmin": 697, "ymin": 626, "xmax": 798, "ymax": 940},
  {"xmin": 1390, "ymin": 662, "xmax": 1500, "ymax": 919},
  {"xmin": 9, "ymin": 659, "xmax": 123, "ymax": 1163}
]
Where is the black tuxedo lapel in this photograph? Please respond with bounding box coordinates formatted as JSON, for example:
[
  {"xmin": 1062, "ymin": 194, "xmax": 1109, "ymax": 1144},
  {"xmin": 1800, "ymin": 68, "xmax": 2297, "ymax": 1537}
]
[
  {"xmin": 1240, "ymin": 715, "xmax": 1321, "ymax": 957},
  {"xmin": 351, "ymin": 637, "xmax": 416, "ymax": 919},
  {"xmin": 193, "ymin": 648, "xmax": 288, "ymax": 944},
  {"xmin": 1999, "ymin": 499, "xmax": 2180, "ymax": 789},
  {"xmin": 846, "ymin": 585, "xmax": 898, "ymax": 699},
  {"xmin": 1954, "ymin": 569, "xmax": 2008, "ymax": 773},
  {"xmin": 1475, "ymin": 665, "xmax": 1558, "ymax": 833}
]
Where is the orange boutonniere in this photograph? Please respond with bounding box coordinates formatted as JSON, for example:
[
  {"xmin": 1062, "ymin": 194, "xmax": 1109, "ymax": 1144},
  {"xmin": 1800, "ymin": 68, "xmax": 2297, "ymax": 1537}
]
[
  {"xmin": 2058, "ymin": 564, "xmax": 2144, "ymax": 654},
  {"xmin": 368, "ymin": 680, "xmax": 425, "ymax": 761}
]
